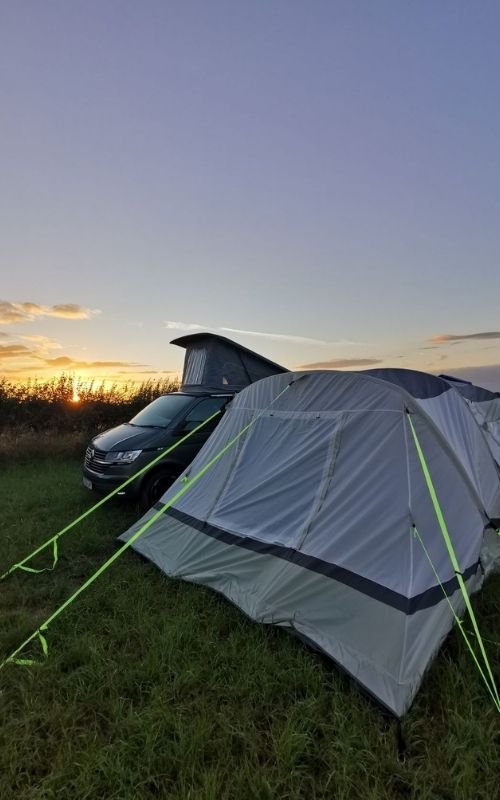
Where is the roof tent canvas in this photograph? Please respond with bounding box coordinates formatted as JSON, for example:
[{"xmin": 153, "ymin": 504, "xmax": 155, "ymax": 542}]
[
  {"xmin": 171, "ymin": 332, "xmax": 287, "ymax": 393},
  {"xmin": 439, "ymin": 374, "xmax": 500, "ymax": 469},
  {"xmin": 120, "ymin": 370, "xmax": 493, "ymax": 716},
  {"xmin": 361, "ymin": 368, "xmax": 500, "ymax": 527}
]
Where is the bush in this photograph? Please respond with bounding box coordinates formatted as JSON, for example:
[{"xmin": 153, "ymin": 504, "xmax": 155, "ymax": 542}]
[{"xmin": 0, "ymin": 374, "xmax": 180, "ymax": 436}]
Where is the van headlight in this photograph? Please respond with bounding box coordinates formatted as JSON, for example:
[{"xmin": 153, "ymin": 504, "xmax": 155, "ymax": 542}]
[{"xmin": 108, "ymin": 450, "xmax": 142, "ymax": 464}]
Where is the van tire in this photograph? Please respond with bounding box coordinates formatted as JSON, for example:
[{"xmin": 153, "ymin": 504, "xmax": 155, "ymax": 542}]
[{"xmin": 140, "ymin": 469, "xmax": 178, "ymax": 510}]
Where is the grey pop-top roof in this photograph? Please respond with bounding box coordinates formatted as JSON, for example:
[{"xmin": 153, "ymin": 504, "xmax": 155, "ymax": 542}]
[{"xmin": 171, "ymin": 332, "xmax": 287, "ymax": 393}]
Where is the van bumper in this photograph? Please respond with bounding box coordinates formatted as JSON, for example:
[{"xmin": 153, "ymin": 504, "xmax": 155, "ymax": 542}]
[{"xmin": 82, "ymin": 465, "xmax": 142, "ymax": 499}]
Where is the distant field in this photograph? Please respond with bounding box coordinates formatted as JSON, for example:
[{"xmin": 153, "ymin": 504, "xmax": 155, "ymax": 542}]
[{"xmin": 0, "ymin": 459, "xmax": 499, "ymax": 799}]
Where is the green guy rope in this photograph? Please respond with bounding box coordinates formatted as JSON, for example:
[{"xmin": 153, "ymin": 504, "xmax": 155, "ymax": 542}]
[
  {"xmin": 0, "ymin": 383, "xmax": 291, "ymax": 670},
  {"xmin": 0, "ymin": 409, "xmax": 222, "ymax": 582},
  {"xmin": 412, "ymin": 525, "xmax": 500, "ymax": 712},
  {"xmin": 406, "ymin": 411, "xmax": 500, "ymax": 710}
]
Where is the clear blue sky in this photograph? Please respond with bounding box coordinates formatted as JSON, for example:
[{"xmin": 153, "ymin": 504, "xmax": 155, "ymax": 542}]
[{"xmin": 1, "ymin": 1, "xmax": 500, "ymax": 388}]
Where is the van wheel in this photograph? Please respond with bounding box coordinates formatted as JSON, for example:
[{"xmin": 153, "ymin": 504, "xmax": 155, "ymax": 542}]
[{"xmin": 140, "ymin": 470, "xmax": 177, "ymax": 510}]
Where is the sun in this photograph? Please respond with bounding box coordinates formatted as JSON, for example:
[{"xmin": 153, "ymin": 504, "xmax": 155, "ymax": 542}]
[{"xmin": 71, "ymin": 377, "xmax": 81, "ymax": 403}]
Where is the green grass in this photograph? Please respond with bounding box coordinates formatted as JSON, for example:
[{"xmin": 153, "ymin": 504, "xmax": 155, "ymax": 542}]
[{"xmin": 0, "ymin": 460, "xmax": 499, "ymax": 799}]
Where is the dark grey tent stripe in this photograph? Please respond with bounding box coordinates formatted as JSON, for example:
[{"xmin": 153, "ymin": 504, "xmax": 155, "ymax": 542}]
[{"xmin": 154, "ymin": 504, "xmax": 479, "ymax": 614}]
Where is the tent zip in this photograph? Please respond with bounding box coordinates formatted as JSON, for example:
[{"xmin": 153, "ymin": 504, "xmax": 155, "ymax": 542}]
[{"xmin": 0, "ymin": 382, "xmax": 292, "ymax": 670}]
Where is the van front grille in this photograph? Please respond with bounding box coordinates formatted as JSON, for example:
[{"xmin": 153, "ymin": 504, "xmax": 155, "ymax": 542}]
[{"xmin": 85, "ymin": 446, "xmax": 109, "ymax": 473}]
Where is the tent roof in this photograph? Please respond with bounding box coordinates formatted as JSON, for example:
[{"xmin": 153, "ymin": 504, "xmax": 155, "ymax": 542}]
[
  {"xmin": 439, "ymin": 373, "xmax": 500, "ymax": 402},
  {"xmin": 361, "ymin": 367, "xmax": 452, "ymax": 399}
]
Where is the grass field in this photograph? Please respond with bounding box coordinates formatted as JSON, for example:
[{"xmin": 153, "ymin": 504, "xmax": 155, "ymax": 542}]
[{"xmin": 1, "ymin": 459, "xmax": 499, "ymax": 799}]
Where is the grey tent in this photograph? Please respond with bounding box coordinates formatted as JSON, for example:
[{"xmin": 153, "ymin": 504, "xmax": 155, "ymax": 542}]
[
  {"xmin": 361, "ymin": 368, "xmax": 500, "ymax": 535},
  {"xmin": 171, "ymin": 332, "xmax": 287, "ymax": 393},
  {"xmin": 120, "ymin": 370, "xmax": 496, "ymax": 716},
  {"xmin": 440, "ymin": 374, "xmax": 500, "ymax": 469}
]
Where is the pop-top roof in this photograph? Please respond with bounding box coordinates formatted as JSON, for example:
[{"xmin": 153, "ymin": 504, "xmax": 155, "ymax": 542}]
[{"xmin": 171, "ymin": 332, "xmax": 287, "ymax": 392}]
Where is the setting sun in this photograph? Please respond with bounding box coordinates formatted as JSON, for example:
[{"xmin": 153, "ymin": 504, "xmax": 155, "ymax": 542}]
[{"xmin": 71, "ymin": 377, "xmax": 80, "ymax": 403}]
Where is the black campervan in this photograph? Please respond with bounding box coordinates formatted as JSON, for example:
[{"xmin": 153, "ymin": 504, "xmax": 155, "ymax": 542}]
[{"xmin": 83, "ymin": 333, "xmax": 286, "ymax": 508}]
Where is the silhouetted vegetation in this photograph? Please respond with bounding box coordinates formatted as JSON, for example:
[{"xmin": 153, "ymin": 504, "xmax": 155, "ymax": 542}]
[{"xmin": 0, "ymin": 375, "xmax": 180, "ymax": 461}]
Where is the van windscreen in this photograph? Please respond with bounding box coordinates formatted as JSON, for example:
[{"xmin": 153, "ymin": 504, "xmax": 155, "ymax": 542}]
[{"xmin": 129, "ymin": 395, "xmax": 194, "ymax": 429}]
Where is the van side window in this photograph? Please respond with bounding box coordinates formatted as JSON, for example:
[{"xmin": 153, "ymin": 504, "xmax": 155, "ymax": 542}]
[{"xmin": 184, "ymin": 397, "xmax": 229, "ymax": 426}]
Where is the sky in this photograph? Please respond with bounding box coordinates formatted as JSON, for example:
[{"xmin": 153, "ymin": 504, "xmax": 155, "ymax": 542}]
[{"xmin": 1, "ymin": 1, "xmax": 500, "ymax": 390}]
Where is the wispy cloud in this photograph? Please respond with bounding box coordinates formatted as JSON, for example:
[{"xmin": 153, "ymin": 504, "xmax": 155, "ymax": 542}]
[
  {"xmin": 20, "ymin": 334, "xmax": 63, "ymax": 354},
  {"xmin": 221, "ymin": 326, "xmax": 342, "ymax": 346},
  {"xmin": 429, "ymin": 331, "xmax": 500, "ymax": 345},
  {"xmin": 165, "ymin": 320, "xmax": 206, "ymax": 332},
  {"xmin": 40, "ymin": 356, "xmax": 147, "ymax": 369},
  {"xmin": 0, "ymin": 343, "xmax": 33, "ymax": 358},
  {"xmin": 0, "ymin": 300, "xmax": 100, "ymax": 325},
  {"xmin": 165, "ymin": 320, "xmax": 361, "ymax": 346},
  {"xmin": 0, "ymin": 332, "xmax": 64, "ymax": 362},
  {"xmin": 296, "ymin": 357, "xmax": 381, "ymax": 369}
]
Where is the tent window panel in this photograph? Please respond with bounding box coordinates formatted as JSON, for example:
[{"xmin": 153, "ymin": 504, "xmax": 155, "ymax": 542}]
[
  {"xmin": 303, "ymin": 412, "xmax": 412, "ymax": 594},
  {"xmin": 209, "ymin": 415, "xmax": 338, "ymax": 547}
]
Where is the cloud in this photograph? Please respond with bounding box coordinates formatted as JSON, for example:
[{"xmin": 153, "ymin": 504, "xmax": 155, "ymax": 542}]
[
  {"xmin": 165, "ymin": 320, "xmax": 206, "ymax": 332},
  {"xmin": 41, "ymin": 356, "xmax": 147, "ymax": 369},
  {"xmin": 131, "ymin": 369, "xmax": 178, "ymax": 374},
  {"xmin": 0, "ymin": 333, "xmax": 64, "ymax": 363},
  {"xmin": 20, "ymin": 334, "xmax": 62, "ymax": 351},
  {"xmin": 296, "ymin": 357, "xmax": 382, "ymax": 369},
  {"xmin": 0, "ymin": 343, "xmax": 34, "ymax": 358},
  {"xmin": 51, "ymin": 304, "xmax": 99, "ymax": 319},
  {"xmin": 429, "ymin": 332, "xmax": 500, "ymax": 345},
  {"xmin": 220, "ymin": 326, "xmax": 347, "ymax": 346},
  {"xmin": 165, "ymin": 320, "xmax": 361, "ymax": 346},
  {"xmin": 0, "ymin": 300, "xmax": 99, "ymax": 324}
]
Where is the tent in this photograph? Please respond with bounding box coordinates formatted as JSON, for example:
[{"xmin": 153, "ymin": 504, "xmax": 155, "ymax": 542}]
[
  {"xmin": 171, "ymin": 332, "xmax": 287, "ymax": 393},
  {"xmin": 361, "ymin": 368, "xmax": 500, "ymax": 532},
  {"xmin": 439, "ymin": 374, "xmax": 500, "ymax": 469},
  {"xmin": 121, "ymin": 370, "xmax": 498, "ymax": 716}
]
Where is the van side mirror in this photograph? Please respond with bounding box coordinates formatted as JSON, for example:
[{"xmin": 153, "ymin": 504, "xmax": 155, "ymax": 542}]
[{"xmin": 178, "ymin": 419, "xmax": 200, "ymax": 433}]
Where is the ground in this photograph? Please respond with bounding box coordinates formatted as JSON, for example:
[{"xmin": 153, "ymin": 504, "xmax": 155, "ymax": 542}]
[{"xmin": 0, "ymin": 460, "xmax": 499, "ymax": 799}]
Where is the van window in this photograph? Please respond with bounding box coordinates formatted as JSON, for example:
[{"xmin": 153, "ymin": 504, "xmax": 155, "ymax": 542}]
[
  {"xmin": 129, "ymin": 395, "xmax": 193, "ymax": 428},
  {"xmin": 184, "ymin": 397, "xmax": 229, "ymax": 426}
]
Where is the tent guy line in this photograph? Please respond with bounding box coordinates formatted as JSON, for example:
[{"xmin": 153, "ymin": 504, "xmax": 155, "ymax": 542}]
[
  {"xmin": 0, "ymin": 409, "xmax": 223, "ymax": 582},
  {"xmin": 0, "ymin": 382, "xmax": 292, "ymax": 671}
]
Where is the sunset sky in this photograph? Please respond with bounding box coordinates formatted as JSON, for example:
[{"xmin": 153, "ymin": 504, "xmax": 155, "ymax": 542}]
[{"xmin": 2, "ymin": 1, "xmax": 500, "ymax": 389}]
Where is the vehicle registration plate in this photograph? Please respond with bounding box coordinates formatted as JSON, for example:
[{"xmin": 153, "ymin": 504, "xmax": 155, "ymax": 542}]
[{"xmin": 83, "ymin": 477, "xmax": 92, "ymax": 490}]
